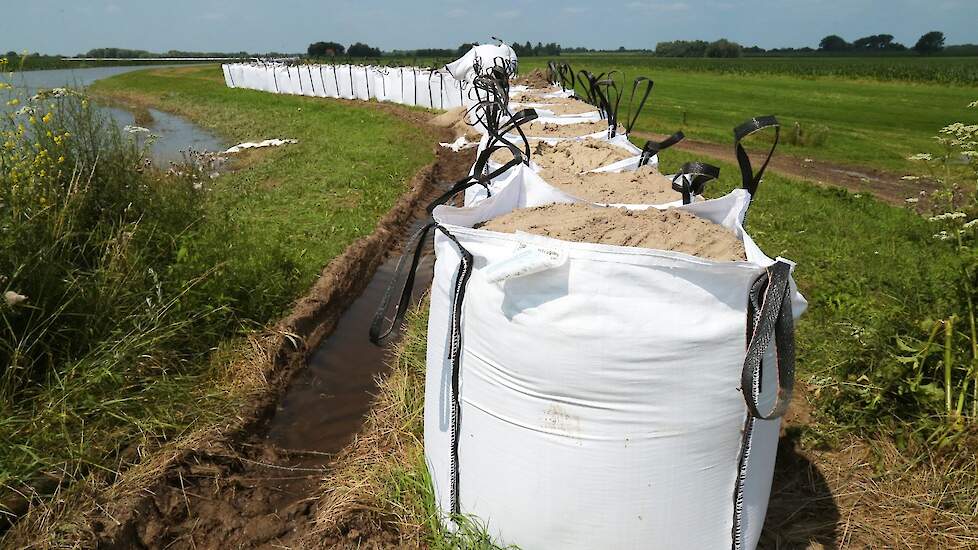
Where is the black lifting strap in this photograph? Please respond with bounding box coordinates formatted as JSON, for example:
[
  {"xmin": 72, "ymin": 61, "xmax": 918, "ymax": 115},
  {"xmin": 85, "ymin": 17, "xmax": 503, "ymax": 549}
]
[
  {"xmin": 625, "ymin": 76, "xmax": 654, "ymax": 135},
  {"xmin": 368, "ymin": 222, "xmax": 473, "ymax": 345},
  {"xmin": 671, "ymin": 161, "xmax": 721, "ymax": 204},
  {"xmin": 734, "ymin": 115, "xmax": 780, "ymax": 196},
  {"xmin": 425, "ymin": 144, "xmax": 526, "ymax": 215},
  {"xmin": 741, "ymin": 261, "xmax": 795, "ymax": 420},
  {"xmin": 639, "ymin": 131, "xmax": 686, "ymax": 167}
]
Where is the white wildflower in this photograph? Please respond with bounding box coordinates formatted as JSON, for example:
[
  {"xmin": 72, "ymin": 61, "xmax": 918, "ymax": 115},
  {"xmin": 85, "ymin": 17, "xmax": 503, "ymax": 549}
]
[
  {"xmin": 934, "ymin": 231, "xmax": 950, "ymax": 240},
  {"xmin": 123, "ymin": 125, "xmax": 151, "ymax": 134},
  {"xmin": 929, "ymin": 212, "xmax": 967, "ymax": 222},
  {"xmin": 964, "ymin": 219, "xmax": 978, "ymax": 230},
  {"xmin": 908, "ymin": 153, "xmax": 933, "ymax": 161},
  {"xmin": 970, "ymin": 100, "xmax": 978, "ymax": 108},
  {"xmin": 901, "ymin": 175, "xmax": 920, "ymax": 181},
  {"xmin": 905, "ymin": 197, "xmax": 919, "ymax": 204},
  {"xmin": 4, "ymin": 290, "xmax": 28, "ymax": 307}
]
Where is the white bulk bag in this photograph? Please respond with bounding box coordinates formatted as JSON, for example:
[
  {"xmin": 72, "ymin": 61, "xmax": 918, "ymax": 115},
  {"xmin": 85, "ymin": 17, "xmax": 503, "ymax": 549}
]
[
  {"xmin": 221, "ymin": 64, "xmax": 235, "ymax": 88},
  {"xmin": 446, "ymin": 44, "xmax": 519, "ymax": 83},
  {"xmin": 351, "ymin": 66, "xmax": 371, "ymax": 100},
  {"xmin": 408, "ymin": 168, "xmax": 804, "ymax": 550},
  {"xmin": 335, "ymin": 65, "xmax": 355, "ymax": 99}
]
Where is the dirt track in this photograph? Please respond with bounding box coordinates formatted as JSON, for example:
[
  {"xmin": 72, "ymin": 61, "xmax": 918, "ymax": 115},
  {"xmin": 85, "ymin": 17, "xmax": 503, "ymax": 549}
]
[{"xmin": 632, "ymin": 131, "xmax": 934, "ymax": 206}]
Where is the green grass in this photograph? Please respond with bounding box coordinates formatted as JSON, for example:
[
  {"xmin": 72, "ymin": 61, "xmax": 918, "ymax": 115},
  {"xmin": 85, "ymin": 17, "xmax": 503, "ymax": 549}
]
[
  {"xmin": 520, "ymin": 56, "xmax": 978, "ymax": 174},
  {"xmin": 653, "ymin": 146, "xmax": 962, "ymax": 434},
  {"xmin": 91, "ymin": 65, "xmax": 435, "ymax": 324},
  {"xmin": 535, "ymin": 54, "xmax": 978, "ymax": 85},
  {"xmin": 1, "ymin": 65, "xmax": 435, "ymax": 504}
]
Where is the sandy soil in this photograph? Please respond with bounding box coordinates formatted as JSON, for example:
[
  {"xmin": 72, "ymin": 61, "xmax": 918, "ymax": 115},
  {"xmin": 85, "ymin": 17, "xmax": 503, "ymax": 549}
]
[
  {"xmin": 482, "ymin": 202, "xmax": 746, "ymax": 261},
  {"xmin": 544, "ymin": 165, "xmax": 681, "ymax": 205}
]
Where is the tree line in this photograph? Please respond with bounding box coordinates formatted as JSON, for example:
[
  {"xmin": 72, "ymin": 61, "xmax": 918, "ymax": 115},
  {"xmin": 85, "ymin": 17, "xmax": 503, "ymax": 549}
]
[
  {"xmin": 819, "ymin": 31, "xmax": 946, "ymax": 55},
  {"xmin": 654, "ymin": 31, "xmax": 955, "ymax": 58},
  {"xmin": 307, "ymin": 41, "xmax": 382, "ymax": 58}
]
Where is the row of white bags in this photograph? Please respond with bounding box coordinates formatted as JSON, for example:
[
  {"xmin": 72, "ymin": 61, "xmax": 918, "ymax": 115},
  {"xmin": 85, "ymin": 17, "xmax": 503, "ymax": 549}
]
[
  {"xmin": 222, "ymin": 62, "xmax": 472, "ymax": 109},
  {"xmin": 374, "ymin": 106, "xmax": 803, "ymax": 549}
]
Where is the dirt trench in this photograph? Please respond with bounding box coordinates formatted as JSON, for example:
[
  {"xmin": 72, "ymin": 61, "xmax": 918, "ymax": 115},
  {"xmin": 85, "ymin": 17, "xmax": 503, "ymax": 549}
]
[{"xmin": 80, "ymin": 144, "xmax": 474, "ymax": 550}]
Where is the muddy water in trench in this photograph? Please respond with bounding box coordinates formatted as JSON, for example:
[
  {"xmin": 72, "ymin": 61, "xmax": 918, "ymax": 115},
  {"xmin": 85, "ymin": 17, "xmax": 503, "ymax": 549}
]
[{"xmin": 265, "ymin": 220, "xmax": 434, "ymax": 455}]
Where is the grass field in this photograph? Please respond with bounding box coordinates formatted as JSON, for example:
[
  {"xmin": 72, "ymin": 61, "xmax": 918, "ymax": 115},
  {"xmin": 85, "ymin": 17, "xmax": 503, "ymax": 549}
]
[
  {"xmin": 1, "ymin": 65, "xmax": 435, "ymax": 503},
  {"xmin": 519, "ymin": 56, "xmax": 978, "ymax": 174}
]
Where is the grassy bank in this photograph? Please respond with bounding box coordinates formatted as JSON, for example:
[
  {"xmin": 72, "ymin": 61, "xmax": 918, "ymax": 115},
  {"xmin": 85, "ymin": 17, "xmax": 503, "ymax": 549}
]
[
  {"xmin": 520, "ymin": 56, "xmax": 977, "ymax": 174},
  {"xmin": 311, "ymin": 144, "xmax": 977, "ymax": 547},
  {"xmin": 1, "ymin": 63, "xmax": 435, "ymax": 515}
]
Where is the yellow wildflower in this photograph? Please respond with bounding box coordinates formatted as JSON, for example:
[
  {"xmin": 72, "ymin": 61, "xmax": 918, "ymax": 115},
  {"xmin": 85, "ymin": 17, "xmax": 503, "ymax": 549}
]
[
  {"xmin": 42, "ymin": 113, "xmax": 52, "ymax": 124},
  {"xmin": 7, "ymin": 98, "xmax": 19, "ymax": 106}
]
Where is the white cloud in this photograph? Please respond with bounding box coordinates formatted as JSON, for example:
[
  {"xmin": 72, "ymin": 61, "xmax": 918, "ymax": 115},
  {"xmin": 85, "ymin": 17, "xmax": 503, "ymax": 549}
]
[{"xmin": 496, "ymin": 9, "xmax": 521, "ymax": 19}]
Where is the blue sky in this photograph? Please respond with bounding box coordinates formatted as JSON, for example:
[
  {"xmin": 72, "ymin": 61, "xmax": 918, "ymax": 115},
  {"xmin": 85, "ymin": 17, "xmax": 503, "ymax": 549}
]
[{"xmin": 3, "ymin": 0, "xmax": 977, "ymax": 55}]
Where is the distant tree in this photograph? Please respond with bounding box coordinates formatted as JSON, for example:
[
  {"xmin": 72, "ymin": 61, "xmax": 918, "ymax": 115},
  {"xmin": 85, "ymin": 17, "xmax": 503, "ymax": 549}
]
[
  {"xmin": 457, "ymin": 43, "xmax": 476, "ymax": 56},
  {"xmin": 851, "ymin": 34, "xmax": 905, "ymax": 52},
  {"xmin": 705, "ymin": 39, "xmax": 742, "ymax": 58},
  {"xmin": 618, "ymin": 46, "xmax": 626, "ymax": 52},
  {"xmin": 655, "ymin": 40, "xmax": 709, "ymax": 57},
  {"xmin": 347, "ymin": 42, "xmax": 381, "ymax": 57},
  {"xmin": 914, "ymin": 31, "xmax": 945, "ymax": 55},
  {"xmin": 307, "ymin": 41, "xmax": 345, "ymax": 57},
  {"xmin": 819, "ymin": 35, "xmax": 850, "ymax": 52}
]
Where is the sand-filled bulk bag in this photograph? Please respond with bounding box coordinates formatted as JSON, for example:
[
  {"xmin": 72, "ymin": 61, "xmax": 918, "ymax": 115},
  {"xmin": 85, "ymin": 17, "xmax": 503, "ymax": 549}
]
[
  {"xmin": 470, "ymin": 132, "xmax": 688, "ymax": 206},
  {"xmin": 371, "ymin": 116, "xmax": 797, "ymax": 550}
]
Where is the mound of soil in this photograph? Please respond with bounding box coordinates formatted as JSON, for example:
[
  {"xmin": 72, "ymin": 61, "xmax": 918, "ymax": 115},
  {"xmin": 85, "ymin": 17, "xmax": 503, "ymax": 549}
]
[
  {"xmin": 543, "ymin": 166, "xmax": 680, "ymax": 205},
  {"xmin": 534, "ymin": 139, "xmax": 634, "ymax": 174},
  {"xmin": 428, "ymin": 107, "xmax": 480, "ymax": 141},
  {"xmin": 510, "ymin": 92, "xmax": 586, "ymax": 105},
  {"xmin": 523, "ymin": 120, "xmax": 622, "ymax": 139},
  {"xmin": 512, "ymin": 69, "xmax": 553, "ymax": 89},
  {"xmin": 482, "ymin": 203, "xmax": 745, "ymax": 261},
  {"xmin": 489, "ymin": 138, "xmax": 633, "ymax": 175},
  {"xmin": 524, "ymin": 101, "xmax": 600, "ymax": 116}
]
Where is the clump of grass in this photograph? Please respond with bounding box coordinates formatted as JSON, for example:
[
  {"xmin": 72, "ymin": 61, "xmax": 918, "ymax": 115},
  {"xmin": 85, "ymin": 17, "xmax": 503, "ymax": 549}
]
[
  {"xmin": 311, "ymin": 302, "xmax": 514, "ymax": 549},
  {"xmin": 784, "ymin": 121, "xmax": 830, "ymax": 147},
  {"xmin": 0, "ymin": 61, "xmax": 230, "ymax": 512}
]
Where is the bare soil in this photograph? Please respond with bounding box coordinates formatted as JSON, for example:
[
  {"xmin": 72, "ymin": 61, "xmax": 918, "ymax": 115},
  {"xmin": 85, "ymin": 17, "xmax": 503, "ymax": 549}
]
[
  {"xmin": 491, "ymin": 138, "xmax": 634, "ymax": 175},
  {"xmin": 524, "ymin": 120, "xmax": 619, "ymax": 139},
  {"xmin": 512, "ymin": 69, "xmax": 552, "ymax": 89},
  {"xmin": 544, "ymin": 165, "xmax": 680, "ymax": 205},
  {"xmin": 482, "ymin": 202, "xmax": 746, "ymax": 261}
]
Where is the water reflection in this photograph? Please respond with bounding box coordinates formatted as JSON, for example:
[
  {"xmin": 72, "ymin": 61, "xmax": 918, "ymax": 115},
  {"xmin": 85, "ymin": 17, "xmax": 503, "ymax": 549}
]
[{"xmin": 3, "ymin": 65, "xmax": 224, "ymax": 165}]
